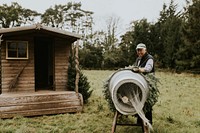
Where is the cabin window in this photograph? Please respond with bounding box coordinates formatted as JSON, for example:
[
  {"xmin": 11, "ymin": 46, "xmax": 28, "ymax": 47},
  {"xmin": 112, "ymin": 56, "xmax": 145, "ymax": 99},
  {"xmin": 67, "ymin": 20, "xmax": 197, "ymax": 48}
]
[{"xmin": 6, "ymin": 41, "xmax": 28, "ymax": 59}]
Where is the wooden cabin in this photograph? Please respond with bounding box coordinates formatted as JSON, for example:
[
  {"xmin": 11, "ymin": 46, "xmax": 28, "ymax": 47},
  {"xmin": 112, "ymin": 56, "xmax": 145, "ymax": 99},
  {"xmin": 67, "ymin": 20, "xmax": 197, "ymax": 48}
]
[{"xmin": 0, "ymin": 24, "xmax": 83, "ymax": 118}]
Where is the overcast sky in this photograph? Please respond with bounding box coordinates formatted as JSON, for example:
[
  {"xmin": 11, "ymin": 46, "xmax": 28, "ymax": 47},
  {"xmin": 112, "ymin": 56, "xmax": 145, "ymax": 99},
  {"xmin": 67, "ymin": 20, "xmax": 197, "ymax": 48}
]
[{"xmin": 0, "ymin": 0, "xmax": 186, "ymax": 34}]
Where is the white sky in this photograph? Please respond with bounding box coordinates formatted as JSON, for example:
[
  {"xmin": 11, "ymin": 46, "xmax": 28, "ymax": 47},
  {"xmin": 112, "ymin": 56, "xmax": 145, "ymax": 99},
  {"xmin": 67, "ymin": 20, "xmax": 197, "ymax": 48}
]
[{"xmin": 0, "ymin": 0, "xmax": 186, "ymax": 35}]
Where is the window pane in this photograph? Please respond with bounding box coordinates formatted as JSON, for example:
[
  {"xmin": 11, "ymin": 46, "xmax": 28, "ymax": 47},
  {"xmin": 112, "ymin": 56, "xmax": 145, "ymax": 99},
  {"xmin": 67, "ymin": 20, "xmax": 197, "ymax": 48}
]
[
  {"xmin": 8, "ymin": 51, "xmax": 17, "ymax": 57},
  {"xmin": 8, "ymin": 42, "xmax": 17, "ymax": 50},
  {"xmin": 18, "ymin": 42, "xmax": 27, "ymax": 58},
  {"xmin": 18, "ymin": 50, "xmax": 27, "ymax": 57},
  {"xmin": 7, "ymin": 41, "xmax": 28, "ymax": 59},
  {"xmin": 18, "ymin": 42, "xmax": 27, "ymax": 50}
]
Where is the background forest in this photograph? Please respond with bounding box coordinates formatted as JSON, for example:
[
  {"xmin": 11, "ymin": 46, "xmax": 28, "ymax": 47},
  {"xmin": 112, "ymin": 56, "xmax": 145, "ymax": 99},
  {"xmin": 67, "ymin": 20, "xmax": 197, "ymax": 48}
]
[
  {"xmin": 0, "ymin": 1, "xmax": 200, "ymax": 132},
  {"xmin": 0, "ymin": 0, "xmax": 200, "ymax": 72}
]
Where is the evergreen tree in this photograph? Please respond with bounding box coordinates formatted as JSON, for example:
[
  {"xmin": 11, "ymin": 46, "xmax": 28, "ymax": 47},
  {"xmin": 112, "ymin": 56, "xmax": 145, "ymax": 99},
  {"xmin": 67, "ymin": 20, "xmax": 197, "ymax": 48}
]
[
  {"xmin": 156, "ymin": 0, "xmax": 183, "ymax": 68},
  {"xmin": 119, "ymin": 31, "xmax": 134, "ymax": 65},
  {"xmin": 79, "ymin": 42, "xmax": 103, "ymax": 69},
  {"xmin": 128, "ymin": 19, "xmax": 153, "ymax": 64},
  {"xmin": 67, "ymin": 47, "xmax": 92, "ymax": 103},
  {"xmin": 176, "ymin": 0, "xmax": 200, "ymax": 71}
]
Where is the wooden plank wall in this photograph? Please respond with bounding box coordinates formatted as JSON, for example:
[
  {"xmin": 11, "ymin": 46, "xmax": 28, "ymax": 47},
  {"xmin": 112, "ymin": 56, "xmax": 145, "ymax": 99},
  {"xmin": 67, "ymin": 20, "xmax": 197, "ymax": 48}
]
[
  {"xmin": 1, "ymin": 37, "xmax": 35, "ymax": 93},
  {"xmin": 54, "ymin": 38, "xmax": 71, "ymax": 91},
  {"xmin": 1, "ymin": 36, "xmax": 72, "ymax": 93}
]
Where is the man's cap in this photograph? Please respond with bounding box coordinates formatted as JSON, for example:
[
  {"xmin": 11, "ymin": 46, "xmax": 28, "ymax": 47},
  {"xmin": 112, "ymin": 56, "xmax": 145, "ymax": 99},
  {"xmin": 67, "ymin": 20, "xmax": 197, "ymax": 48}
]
[{"xmin": 136, "ymin": 43, "xmax": 146, "ymax": 50}]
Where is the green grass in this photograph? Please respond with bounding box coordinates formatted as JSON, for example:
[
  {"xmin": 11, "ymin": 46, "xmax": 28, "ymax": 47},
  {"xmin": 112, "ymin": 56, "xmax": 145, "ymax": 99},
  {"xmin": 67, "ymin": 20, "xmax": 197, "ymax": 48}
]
[{"xmin": 0, "ymin": 70, "xmax": 200, "ymax": 133}]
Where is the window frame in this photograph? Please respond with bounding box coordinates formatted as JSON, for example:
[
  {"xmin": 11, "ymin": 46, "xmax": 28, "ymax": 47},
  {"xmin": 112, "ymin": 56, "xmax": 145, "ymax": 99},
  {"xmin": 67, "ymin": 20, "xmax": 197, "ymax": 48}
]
[{"xmin": 6, "ymin": 41, "xmax": 29, "ymax": 59}]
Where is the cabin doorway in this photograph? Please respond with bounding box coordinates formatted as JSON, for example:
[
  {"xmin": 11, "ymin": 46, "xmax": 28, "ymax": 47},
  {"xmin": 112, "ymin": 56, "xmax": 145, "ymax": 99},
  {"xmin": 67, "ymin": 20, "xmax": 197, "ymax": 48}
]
[{"xmin": 34, "ymin": 37, "xmax": 54, "ymax": 91}]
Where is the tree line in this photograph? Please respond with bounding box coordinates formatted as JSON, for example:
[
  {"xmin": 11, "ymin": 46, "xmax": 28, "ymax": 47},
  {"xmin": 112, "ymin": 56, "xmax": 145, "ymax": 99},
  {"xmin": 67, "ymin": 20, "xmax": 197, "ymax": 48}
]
[
  {"xmin": 0, "ymin": 0, "xmax": 199, "ymax": 72},
  {"xmin": 80, "ymin": 0, "xmax": 200, "ymax": 72}
]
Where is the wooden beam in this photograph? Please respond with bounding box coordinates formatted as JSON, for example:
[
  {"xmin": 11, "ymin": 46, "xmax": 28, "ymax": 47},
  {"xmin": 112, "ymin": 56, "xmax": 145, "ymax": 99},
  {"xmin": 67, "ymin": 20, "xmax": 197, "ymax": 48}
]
[
  {"xmin": 75, "ymin": 40, "xmax": 80, "ymax": 93},
  {"xmin": 0, "ymin": 34, "xmax": 3, "ymax": 94}
]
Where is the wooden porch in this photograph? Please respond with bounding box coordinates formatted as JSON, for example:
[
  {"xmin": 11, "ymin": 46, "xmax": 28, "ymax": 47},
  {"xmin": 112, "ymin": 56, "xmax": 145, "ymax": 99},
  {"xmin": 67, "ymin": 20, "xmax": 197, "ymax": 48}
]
[{"xmin": 0, "ymin": 91, "xmax": 83, "ymax": 118}]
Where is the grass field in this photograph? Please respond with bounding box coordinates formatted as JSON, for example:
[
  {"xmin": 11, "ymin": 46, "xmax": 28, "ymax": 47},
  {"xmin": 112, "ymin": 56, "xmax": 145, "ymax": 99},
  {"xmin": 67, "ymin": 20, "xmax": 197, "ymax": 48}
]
[{"xmin": 0, "ymin": 70, "xmax": 200, "ymax": 133}]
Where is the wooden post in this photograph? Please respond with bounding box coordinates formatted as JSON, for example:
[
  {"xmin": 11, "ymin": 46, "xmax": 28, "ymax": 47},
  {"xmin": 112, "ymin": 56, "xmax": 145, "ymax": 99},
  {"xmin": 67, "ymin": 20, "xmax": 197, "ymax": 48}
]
[
  {"xmin": 75, "ymin": 40, "xmax": 80, "ymax": 93},
  {"xmin": 0, "ymin": 35, "xmax": 2, "ymax": 94},
  {"xmin": 111, "ymin": 111, "xmax": 119, "ymax": 133},
  {"xmin": 111, "ymin": 111, "xmax": 150, "ymax": 133},
  {"xmin": 0, "ymin": 35, "xmax": 2, "ymax": 43},
  {"xmin": 142, "ymin": 121, "xmax": 150, "ymax": 133}
]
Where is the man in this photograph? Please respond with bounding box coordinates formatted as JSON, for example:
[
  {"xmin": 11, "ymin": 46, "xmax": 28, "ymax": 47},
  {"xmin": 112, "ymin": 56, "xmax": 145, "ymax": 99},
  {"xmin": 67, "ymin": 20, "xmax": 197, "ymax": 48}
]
[
  {"xmin": 134, "ymin": 43, "xmax": 154, "ymax": 125},
  {"xmin": 134, "ymin": 43, "xmax": 154, "ymax": 74}
]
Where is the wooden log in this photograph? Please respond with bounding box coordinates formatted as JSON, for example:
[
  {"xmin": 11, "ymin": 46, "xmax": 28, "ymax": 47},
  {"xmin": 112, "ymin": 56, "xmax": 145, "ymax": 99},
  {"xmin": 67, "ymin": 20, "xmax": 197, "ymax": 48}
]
[
  {"xmin": 0, "ymin": 106, "xmax": 82, "ymax": 119},
  {"xmin": 1, "ymin": 100, "xmax": 81, "ymax": 111},
  {"xmin": 0, "ymin": 92, "xmax": 80, "ymax": 106},
  {"xmin": 0, "ymin": 91, "xmax": 83, "ymax": 118}
]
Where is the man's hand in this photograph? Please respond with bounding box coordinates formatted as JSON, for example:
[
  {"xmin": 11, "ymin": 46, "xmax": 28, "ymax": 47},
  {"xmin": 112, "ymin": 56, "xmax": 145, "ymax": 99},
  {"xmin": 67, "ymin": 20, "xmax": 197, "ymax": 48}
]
[
  {"xmin": 132, "ymin": 67, "xmax": 139, "ymax": 72},
  {"xmin": 132, "ymin": 67, "xmax": 145, "ymax": 73},
  {"xmin": 138, "ymin": 67, "xmax": 145, "ymax": 73}
]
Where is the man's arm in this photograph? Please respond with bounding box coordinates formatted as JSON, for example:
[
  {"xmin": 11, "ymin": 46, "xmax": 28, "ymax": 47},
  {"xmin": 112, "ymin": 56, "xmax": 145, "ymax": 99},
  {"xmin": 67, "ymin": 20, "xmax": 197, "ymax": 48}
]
[{"xmin": 138, "ymin": 59, "xmax": 153, "ymax": 73}]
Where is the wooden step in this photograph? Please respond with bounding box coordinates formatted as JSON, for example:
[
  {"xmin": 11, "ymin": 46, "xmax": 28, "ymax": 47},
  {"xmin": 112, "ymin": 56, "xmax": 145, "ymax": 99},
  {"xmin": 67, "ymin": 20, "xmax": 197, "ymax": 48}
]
[
  {"xmin": 0, "ymin": 91, "xmax": 83, "ymax": 118},
  {"xmin": 0, "ymin": 106, "xmax": 82, "ymax": 118},
  {"xmin": 0, "ymin": 91, "xmax": 79, "ymax": 106},
  {"xmin": 0, "ymin": 99, "xmax": 81, "ymax": 111}
]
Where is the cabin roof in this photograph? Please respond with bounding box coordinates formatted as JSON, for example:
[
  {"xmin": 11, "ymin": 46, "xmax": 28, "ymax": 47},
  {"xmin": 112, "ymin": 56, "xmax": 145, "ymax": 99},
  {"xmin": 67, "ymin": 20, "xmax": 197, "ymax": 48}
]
[{"xmin": 0, "ymin": 23, "xmax": 82, "ymax": 40}]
